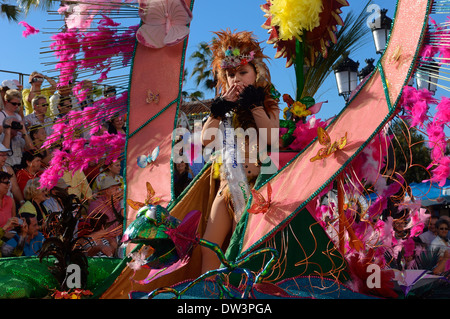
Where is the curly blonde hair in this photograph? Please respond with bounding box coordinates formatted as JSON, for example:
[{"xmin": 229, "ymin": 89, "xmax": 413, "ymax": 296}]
[
  {"xmin": 4, "ymin": 89, "xmax": 22, "ymax": 103},
  {"xmin": 23, "ymin": 178, "xmax": 43, "ymax": 201},
  {"xmin": 210, "ymin": 30, "xmax": 271, "ymax": 92},
  {"xmin": 210, "ymin": 29, "xmax": 278, "ymax": 118}
]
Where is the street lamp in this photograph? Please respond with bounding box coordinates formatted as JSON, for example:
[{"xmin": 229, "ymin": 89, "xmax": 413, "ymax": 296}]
[
  {"xmin": 333, "ymin": 53, "xmax": 360, "ymax": 102},
  {"xmin": 416, "ymin": 60, "xmax": 440, "ymax": 95},
  {"xmin": 369, "ymin": 9, "xmax": 393, "ymax": 54}
]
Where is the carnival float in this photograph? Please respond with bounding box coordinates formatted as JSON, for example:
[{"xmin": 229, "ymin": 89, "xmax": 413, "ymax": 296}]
[{"xmin": 0, "ymin": 0, "xmax": 449, "ymax": 299}]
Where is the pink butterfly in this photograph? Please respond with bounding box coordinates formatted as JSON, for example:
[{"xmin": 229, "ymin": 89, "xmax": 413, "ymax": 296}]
[{"xmin": 137, "ymin": 0, "xmax": 193, "ymax": 49}]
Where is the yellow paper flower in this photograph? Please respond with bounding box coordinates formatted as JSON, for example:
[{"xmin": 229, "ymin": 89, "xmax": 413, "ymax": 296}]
[
  {"xmin": 269, "ymin": 0, "xmax": 324, "ymax": 41},
  {"xmin": 291, "ymin": 101, "xmax": 312, "ymax": 118}
]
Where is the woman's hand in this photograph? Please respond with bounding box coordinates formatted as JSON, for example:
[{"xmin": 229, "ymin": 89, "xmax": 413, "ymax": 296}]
[{"xmin": 222, "ymin": 83, "xmax": 245, "ymax": 103}]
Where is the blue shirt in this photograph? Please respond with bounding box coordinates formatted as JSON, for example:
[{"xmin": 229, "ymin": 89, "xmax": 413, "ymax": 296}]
[{"xmin": 5, "ymin": 232, "xmax": 44, "ymax": 256}]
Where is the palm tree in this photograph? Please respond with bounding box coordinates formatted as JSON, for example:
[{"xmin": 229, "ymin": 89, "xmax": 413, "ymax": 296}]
[
  {"xmin": 182, "ymin": 68, "xmax": 205, "ymax": 102},
  {"xmin": 1, "ymin": 0, "xmax": 57, "ymax": 22},
  {"xmin": 16, "ymin": 0, "xmax": 56, "ymax": 14},
  {"xmin": 189, "ymin": 41, "xmax": 216, "ymax": 95},
  {"xmin": 1, "ymin": 1, "xmax": 20, "ymax": 21}
]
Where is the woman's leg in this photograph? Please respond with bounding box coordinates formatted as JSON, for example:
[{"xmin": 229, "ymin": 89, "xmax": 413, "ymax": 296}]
[{"xmin": 201, "ymin": 193, "xmax": 232, "ymax": 273}]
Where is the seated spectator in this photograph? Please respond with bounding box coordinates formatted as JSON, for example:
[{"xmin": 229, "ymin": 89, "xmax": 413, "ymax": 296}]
[
  {"xmin": 430, "ymin": 218, "xmax": 450, "ymax": 256},
  {"xmin": 0, "ymin": 116, "xmax": 34, "ymax": 169},
  {"xmin": 16, "ymin": 151, "xmax": 44, "ymax": 195},
  {"xmin": 0, "ymin": 171, "xmax": 15, "ymax": 227},
  {"xmin": 18, "ymin": 178, "xmax": 49, "ymax": 227},
  {"xmin": 0, "ymin": 144, "xmax": 24, "ymax": 206},
  {"xmin": 28, "ymin": 124, "xmax": 52, "ymax": 166},
  {"xmin": 1, "ymin": 212, "xmax": 45, "ymax": 256},
  {"xmin": 107, "ymin": 113, "xmax": 126, "ymax": 135},
  {"xmin": 22, "ymin": 72, "xmax": 57, "ymax": 117},
  {"xmin": 0, "ymin": 89, "xmax": 23, "ymax": 123},
  {"xmin": 24, "ymin": 95, "xmax": 54, "ymax": 136},
  {"xmin": 43, "ymin": 178, "xmax": 69, "ymax": 215},
  {"xmin": 77, "ymin": 212, "xmax": 118, "ymax": 257},
  {"xmin": 91, "ymin": 159, "xmax": 123, "ymax": 194},
  {"xmin": 419, "ymin": 215, "xmax": 438, "ymax": 247},
  {"xmin": 0, "ymin": 217, "xmax": 21, "ymax": 256},
  {"xmin": 1, "ymin": 80, "xmax": 22, "ymax": 112},
  {"xmin": 54, "ymin": 96, "xmax": 73, "ymax": 122},
  {"xmin": 430, "ymin": 218, "xmax": 450, "ymax": 274},
  {"xmin": 49, "ymin": 83, "xmax": 78, "ymax": 119},
  {"xmin": 78, "ymin": 79, "xmax": 96, "ymax": 110},
  {"xmin": 87, "ymin": 175, "xmax": 123, "ymax": 233}
]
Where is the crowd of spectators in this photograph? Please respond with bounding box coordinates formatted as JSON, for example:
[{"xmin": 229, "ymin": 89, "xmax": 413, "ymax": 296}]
[{"xmin": 0, "ymin": 73, "xmax": 125, "ymax": 259}]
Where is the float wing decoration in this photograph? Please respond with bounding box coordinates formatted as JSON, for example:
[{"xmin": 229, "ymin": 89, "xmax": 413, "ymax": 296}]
[{"xmin": 236, "ymin": 0, "xmax": 433, "ymax": 256}]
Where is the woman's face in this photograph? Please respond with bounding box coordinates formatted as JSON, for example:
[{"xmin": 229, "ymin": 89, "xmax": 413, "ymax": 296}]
[
  {"xmin": 6, "ymin": 98, "xmax": 21, "ymax": 113},
  {"xmin": 112, "ymin": 116, "xmax": 125, "ymax": 129},
  {"xmin": 33, "ymin": 188, "xmax": 48, "ymax": 202},
  {"xmin": 437, "ymin": 223, "xmax": 449, "ymax": 239},
  {"xmin": 34, "ymin": 127, "xmax": 47, "ymax": 141},
  {"xmin": 226, "ymin": 63, "xmax": 257, "ymax": 89},
  {"xmin": 0, "ymin": 178, "xmax": 10, "ymax": 195},
  {"xmin": 109, "ymin": 160, "xmax": 121, "ymax": 175},
  {"xmin": 0, "ymin": 152, "xmax": 8, "ymax": 167},
  {"xmin": 27, "ymin": 157, "xmax": 42, "ymax": 172},
  {"xmin": 176, "ymin": 162, "xmax": 187, "ymax": 173}
]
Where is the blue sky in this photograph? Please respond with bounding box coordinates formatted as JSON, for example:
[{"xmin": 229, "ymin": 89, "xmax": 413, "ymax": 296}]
[{"xmin": 0, "ymin": 0, "xmax": 445, "ymax": 121}]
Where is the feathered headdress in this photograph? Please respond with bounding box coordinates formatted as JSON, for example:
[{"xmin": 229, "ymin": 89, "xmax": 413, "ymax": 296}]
[{"xmin": 210, "ymin": 29, "xmax": 271, "ymax": 94}]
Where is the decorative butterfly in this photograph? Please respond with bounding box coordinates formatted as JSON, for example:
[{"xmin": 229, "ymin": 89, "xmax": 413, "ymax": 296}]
[
  {"xmin": 136, "ymin": 0, "xmax": 193, "ymax": 49},
  {"xmin": 247, "ymin": 183, "xmax": 272, "ymax": 215},
  {"xmin": 137, "ymin": 146, "xmax": 160, "ymax": 168},
  {"xmin": 126, "ymin": 182, "xmax": 161, "ymax": 210},
  {"xmin": 389, "ymin": 45, "xmax": 411, "ymax": 69},
  {"xmin": 146, "ymin": 90, "xmax": 160, "ymax": 104},
  {"xmin": 310, "ymin": 127, "xmax": 348, "ymax": 162}
]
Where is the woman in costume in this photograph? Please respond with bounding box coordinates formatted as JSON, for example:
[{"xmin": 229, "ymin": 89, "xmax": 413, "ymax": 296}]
[{"xmin": 200, "ymin": 30, "xmax": 279, "ymax": 273}]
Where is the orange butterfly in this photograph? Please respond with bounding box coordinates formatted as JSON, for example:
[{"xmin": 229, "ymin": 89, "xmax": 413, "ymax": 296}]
[
  {"xmin": 247, "ymin": 183, "xmax": 272, "ymax": 215},
  {"xmin": 310, "ymin": 127, "xmax": 347, "ymax": 162},
  {"xmin": 126, "ymin": 182, "xmax": 161, "ymax": 210},
  {"xmin": 146, "ymin": 90, "xmax": 160, "ymax": 104}
]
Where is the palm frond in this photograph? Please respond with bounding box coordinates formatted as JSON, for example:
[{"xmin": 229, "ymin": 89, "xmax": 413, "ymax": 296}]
[
  {"xmin": 302, "ymin": 1, "xmax": 373, "ymax": 99},
  {"xmin": 15, "ymin": 0, "xmax": 56, "ymax": 14},
  {"xmin": 1, "ymin": 3, "xmax": 21, "ymax": 21}
]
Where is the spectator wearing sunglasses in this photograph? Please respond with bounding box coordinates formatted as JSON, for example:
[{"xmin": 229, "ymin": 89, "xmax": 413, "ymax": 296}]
[
  {"xmin": 0, "ymin": 89, "xmax": 23, "ymax": 125},
  {"xmin": 22, "ymin": 71, "xmax": 57, "ymax": 117},
  {"xmin": 430, "ymin": 218, "xmax": 450, "ymax": 256},
  {"xmin": 1, "ymin": 80, "xmax": 22, "ymax": 111},
  {"xmin": 430, "ymin": 218, "xmax": 450, "ymax": 273},
  {"xmin": 24, "ymin": 95, "xmax": 54, "ymax": 136}
]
